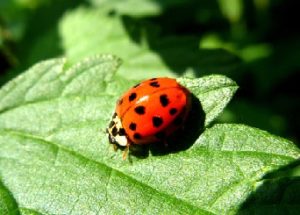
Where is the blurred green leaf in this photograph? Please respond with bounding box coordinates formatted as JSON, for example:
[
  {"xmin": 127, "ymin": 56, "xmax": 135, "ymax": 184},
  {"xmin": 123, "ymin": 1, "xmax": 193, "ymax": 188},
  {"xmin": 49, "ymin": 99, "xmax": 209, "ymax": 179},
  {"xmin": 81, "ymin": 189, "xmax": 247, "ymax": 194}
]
[
  {"xmin": 59, "ymin": 7, "xmax": 239, "ymax": 79},
  {"xmin": 0, "ymin": 56, "xmax": 299, "ymax": 214},
  {"xmin": 89, "ymin": 0, "xmax": 187, "ymax": 17},
  {"xmin": 218, "ymin": 100, "xmax": 288, "ymax": 137},
  {"xmin": 217, "ymin": 0, "xmax": 243, "ymax": 23},
  {"xmin": 247, "ymin": 37, "xmax": 300, "ymax": 94},
  {"xmin": 0, "ymin": 0, "xmax": 51, "ymax": 43},
  {"xmin": 0, "ymin": 0, "xmax": 81, "ymax": 87}
]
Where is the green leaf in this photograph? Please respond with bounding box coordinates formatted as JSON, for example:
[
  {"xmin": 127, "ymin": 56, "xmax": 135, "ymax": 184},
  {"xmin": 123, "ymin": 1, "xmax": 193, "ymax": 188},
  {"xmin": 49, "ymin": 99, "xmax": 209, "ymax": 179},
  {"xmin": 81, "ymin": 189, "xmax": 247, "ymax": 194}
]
[
  {"xmin": 88, "ymin": 0, "xmax": 187, "ymax": 17},
  {"xmin": 0, "ymin": 56, "xmax": 299, "ymax": 214},
  {"xmin": 193, "ymin": 124, "xmax": 300, "ymax": 214},
  {"xmin": 59, "ymin": 7, "xmax": 239, "ymax": 79},
  {"xmin": 218, "ymin": 100, "xmax": 288, "ymax": 138},
  {"xmin": 179, "ymin": 75, "xmax": 238, "ymax": 126},
  {"xmin": 0, "ymin": 181, "xmax": 18, "ymax": 215}
]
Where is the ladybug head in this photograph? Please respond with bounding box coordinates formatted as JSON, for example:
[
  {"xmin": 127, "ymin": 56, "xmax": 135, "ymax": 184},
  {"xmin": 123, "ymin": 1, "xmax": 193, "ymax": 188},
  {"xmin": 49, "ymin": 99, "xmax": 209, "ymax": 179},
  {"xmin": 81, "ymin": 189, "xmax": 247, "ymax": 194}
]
[{"xmin": 107, "ymin": 114, "xmax": 129, "ymax": 147}]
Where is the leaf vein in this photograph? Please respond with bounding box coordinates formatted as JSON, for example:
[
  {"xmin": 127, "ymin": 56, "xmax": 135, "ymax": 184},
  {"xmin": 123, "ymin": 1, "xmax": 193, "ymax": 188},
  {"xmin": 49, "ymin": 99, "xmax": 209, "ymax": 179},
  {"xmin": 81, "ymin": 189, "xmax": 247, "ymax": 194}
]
[{"xmin": 0, "ymin": 130, "xmax": 211, "ymax": 214}]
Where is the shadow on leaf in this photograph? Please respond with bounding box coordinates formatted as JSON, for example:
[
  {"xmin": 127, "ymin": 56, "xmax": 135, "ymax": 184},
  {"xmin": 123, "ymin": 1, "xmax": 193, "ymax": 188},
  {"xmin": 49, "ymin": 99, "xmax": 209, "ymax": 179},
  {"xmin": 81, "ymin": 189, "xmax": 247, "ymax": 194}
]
[{"xmin": 237, "ymin": 159, "xmax": 300, "ymax": 214}]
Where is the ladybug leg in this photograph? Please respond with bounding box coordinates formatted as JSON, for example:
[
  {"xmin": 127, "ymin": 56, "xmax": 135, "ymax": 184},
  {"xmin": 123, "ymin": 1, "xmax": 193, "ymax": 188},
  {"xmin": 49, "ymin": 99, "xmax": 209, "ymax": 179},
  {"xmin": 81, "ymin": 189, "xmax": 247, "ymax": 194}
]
[
  {"xmin": 113, "ymin": 143, "xmax": 118, "ymax": 151},
  {"xmin": 122, "ymin": 144, "xmax": 130, "ymax": 160}
]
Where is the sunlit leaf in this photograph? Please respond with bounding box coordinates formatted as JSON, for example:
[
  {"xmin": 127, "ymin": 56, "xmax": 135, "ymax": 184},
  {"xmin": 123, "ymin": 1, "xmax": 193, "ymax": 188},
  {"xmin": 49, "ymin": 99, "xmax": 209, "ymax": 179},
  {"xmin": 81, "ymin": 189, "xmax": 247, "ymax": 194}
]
[{"xmin": 0, "ymin": 56, "xmax": 298, "ymax": 214}]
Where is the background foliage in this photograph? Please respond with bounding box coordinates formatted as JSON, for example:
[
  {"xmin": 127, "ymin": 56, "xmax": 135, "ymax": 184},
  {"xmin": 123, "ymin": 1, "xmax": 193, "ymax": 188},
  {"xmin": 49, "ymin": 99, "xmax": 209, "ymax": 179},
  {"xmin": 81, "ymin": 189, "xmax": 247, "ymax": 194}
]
[{"xmin": 0, "ymin": 0, "xmax": 300, "ymax": 214}]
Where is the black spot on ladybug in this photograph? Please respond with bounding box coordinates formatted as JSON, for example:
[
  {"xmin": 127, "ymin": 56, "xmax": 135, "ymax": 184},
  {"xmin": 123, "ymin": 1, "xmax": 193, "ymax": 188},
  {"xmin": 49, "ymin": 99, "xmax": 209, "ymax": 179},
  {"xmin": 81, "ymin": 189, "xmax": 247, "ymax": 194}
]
[
  {"xmin": 155, "ymin": 131, "xmax": 165, "ymax": 139},
  {"xmin": 118, "ymin": 128, "xmax": 126, "ymax": 136},
  {"xmin": 160, "ymin": 94, "xmax": 169, "ymax": 107},
  {"xmin": 129, "ymin": 122, "xmax": 136, "ymax": 131},
  {"xmin": 173, "ymin": 116, "xmax": 183, "ymax": 125},
  {"xmin": 152, "ymin": 116, "xmax": 163, "ymax": 127},
  {"xmin": 109, "ymin": 120, "xmax": 115, "ymax": 128},
  {"xmin": 112, "ymin": 112, "xmax": 117, "ymax": 118},
  {"xmin": 149, "ymin": 81, "xmax": 160, "ymax": 88},
  {"xmin": 134, "ymin": 133, "xmax": 141, "ymax": 139},
  {"xmin": 150, "ymin": 78, "xmax": 157, "ymax": 81},
  {"xmin": 134, "ymin": 106, "xmax": 145, "ymax": 115},
  {"xmin": 112, "ymin": 127, "xmax": 118, "ymax": 136},
  {"xmin": 169, "ymin": 108, "xmax": 177, "ymax": 115},
  {"xmin": 129, "ymin": 93, "xmax": 137, "ymax": 102},
  {"xmin": 118, "ymin": 98, "xmax": 123, "ymax": 105}
]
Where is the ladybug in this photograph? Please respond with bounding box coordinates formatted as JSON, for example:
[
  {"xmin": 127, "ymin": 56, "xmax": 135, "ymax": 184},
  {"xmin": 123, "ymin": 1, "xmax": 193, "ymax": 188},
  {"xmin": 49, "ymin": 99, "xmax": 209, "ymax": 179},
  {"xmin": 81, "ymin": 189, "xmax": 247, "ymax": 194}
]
[{"xmin": 107, "ymin": 77, "xmax": 191, "ymax": 158}]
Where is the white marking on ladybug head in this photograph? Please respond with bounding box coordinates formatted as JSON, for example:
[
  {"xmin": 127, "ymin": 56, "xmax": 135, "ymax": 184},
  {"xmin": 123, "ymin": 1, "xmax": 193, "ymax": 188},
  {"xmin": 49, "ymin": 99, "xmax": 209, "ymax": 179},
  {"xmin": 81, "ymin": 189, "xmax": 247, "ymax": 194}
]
[
  {"xmin": 108, "ymin": 114, "xmax": 129, "ymax": 147},
  {"xmin": 115, "ymin": 135, "xmax": 128, "ymax": 147}
]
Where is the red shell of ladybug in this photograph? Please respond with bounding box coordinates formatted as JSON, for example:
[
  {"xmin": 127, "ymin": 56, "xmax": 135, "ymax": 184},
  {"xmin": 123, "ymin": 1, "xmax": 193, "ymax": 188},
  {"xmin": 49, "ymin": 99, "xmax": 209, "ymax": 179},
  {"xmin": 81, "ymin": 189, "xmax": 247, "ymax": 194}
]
[{"xmin": 108, "ymin": 77, "xmax": 191, "ymax": 148}]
